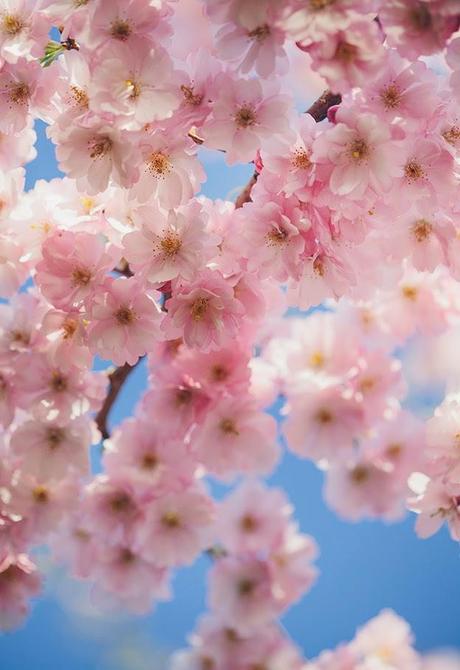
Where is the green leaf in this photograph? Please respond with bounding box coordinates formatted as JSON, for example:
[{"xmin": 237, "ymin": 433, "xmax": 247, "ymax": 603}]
[{"xmin": 39, "ymin": 40, "xmax": 65, "ymax": 67}]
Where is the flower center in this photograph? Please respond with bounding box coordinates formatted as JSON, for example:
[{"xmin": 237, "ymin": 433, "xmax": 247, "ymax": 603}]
[
  {"xmin": 401, "ymin": 285, "xmax": 418, "ymax": 301},
  {"xmin": 442, "ymin": 126, "xmax": 460, "ymax": 146},
  {"xmin": 219, "ymin": 417, "xmax": 239, "ymax": 435},
  {"xmin": 2, "ymin": 13, "xmax": 24, "ymax": 36},
  {"xmin": 309, "ymin": 351, "xmax": 325, "ymax": 368},
  {"xmin": 119, "ymin": 548, "xmax": 136, "ymax": 564},
  {"xmin": 315, "ymin": 407, "xmax": 333, "ymax": 424},
  {"xmin": 125, "ymin": 78, "xmax": 141, "ymax": 100},
  {"xmin": 70, "ymin": 85, "xmax": 88, "ymax": 108},
  {"xmin": 50, "ymin": 372, "xmax": 68, "ymax": 392},
  {"xmin": 309, "ymin": 0, "xmax": 336, "ymax": 9},
  {"xmin": 88, "ymin": 136, "xmax": 112, "ymax": 159},
  {"xmin": 335, "ymin": 41, "xmax": 357, "ymax": 63},
  {"xmin": 386, "ymin": 443, "xmax": 402, "ymax": 458},
  {"xmin": 46, "ymin": 427, "xmax": 65, "ymax": 449},
  {"xmin": 404, "ymin": 160, "xmax": 424, "ymax": 182},
  {"xmin": 291, "ymin": 149, "xmax": 312, "ymax": 170},
  {"xmin": 313, "ymin": 256, "xmax": 325, "ymax": 277},
  {"xmin": 409, "ymin": 5, "xmax": 432, "ymax": 31},
  {"xmin": 71, "ymin": 266, "xmax": 92, "ymax": 287},
  {"xmin": 110, "ymin": 18, "xmax": 132, "ymax": 40},
  {"xmin": 237, "ymin": 578, "xmax": 255, "ymax": 596},
  {"xmin": 211, "ymin": 364, "xmax": 228, "ymax": 382},
  {"xmin": 240, "ymin": 514, "xmax": 258, "ymax": 532},
  {"xmin": 32, "ymin": 485, "xmax": 49, "ymax": 504},
  {"xmin": 8, "ymin": 82, "xmax": 30, "ymax": 105},
  {"xmin": 142, "ymin": 453, "xmax": 158, "ymax": 470},
  {"xmin": 160, "ymin": 231, "xmax": 182, "ymax": 257},
  {"xmin": 412, "ymin": 218, "xmax": 432, "ymax": 242},
  {"xmin": 161, "ymin": 511, "xmax": 181, "ymax": 528},
  {"xmin": 266, "ymin": 226, "xmax": 288, "ymax": 246},
  {"xmin": 175, "ymin": 387, "xmax": 193, "ymax": 406},
  {"xmin": 350, "ymin": 465, "xmax": 369, "ymax": 483},
  {"xmin": 235, "ymin": 105, "xmax": 257, "ymax": 129},
  {"xmin": 191, "ymin": 297, "xmax": 209, "ymax": 321},
  {"xmin": 147, "ymin": 152, "xmax": 171, "ymax": 177},
  {"xmin": 247, "ymin": 24, "xmax": 270, "ymax": 41},
  {"xmin": 349, "ymin": 137, "xmax": 369, "ymax": 162},
  {"xmin": 180, "ymin": 84, "xmax": 203, "ymax": 106},
  {"xmin": 62, "ymin": 318, "xmax": 78, "ymax": 339},
  {"xmin": 380, "ymin": 83, "xmax": 401, "ymax": 110},
  {"xmin": 110, "ymin": 492, "xmax": 133, "ymax": 513},
  {"xmin": 115, "ymin": 306, "xmax": 135, "ymax": 325}
]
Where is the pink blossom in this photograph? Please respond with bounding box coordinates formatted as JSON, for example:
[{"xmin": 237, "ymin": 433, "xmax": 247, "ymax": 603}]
[
  {"xmin": 136, "ymin": 487, "xmax": 215, "ymax": 567},
  {"xmin": 122, "ymin": 200, "xmax": 213, "ymax": 284},
  {"xmin": 216, "ymin": 480, "xmax": 292, "ymax": 554},
  {"xmin": 87, "ymin": 277, "xmax": 161, "ymax": 366},
  {"xmin": 132, "ymin": 132, "xmax": 205, "ymax": 208},
  {"xmin": 0, "ymin": 553, "xmax": 41, "ymax": 630},
  {"xmin": 283, "ymin": 381, "xmax": 365, "ymax": 463},
  {"xmin": 10, "ymin": 415, "xmax": 92, "ymax": 480},
  {"xmin": 35, "ymin": 229, "xmax": 117, "ymax": 310},
  {"xmin": 89, "ymin": 42, "xmax": 179, "ymax": 129},
  {"xmin": 192, "ymin": 394, "xmax": 279, "ymax": 480},
  {"xmin": 305, "ymin": 19, "xmax": 386, "ymax": 94},
  {"xmin": 162, "ymin": 270, "xmax": 244, "ymax": 352},
  {"xmin": 410, "ymin": 475, "xmax": 460, "ymax": 542},
  {"xmin": 51, "ymin": 122, "xmax": 139, "ymax": 193},
  {"xmin": 203, "ymin": 75, "xmax": 292, "ymax": 164},
  {"xmin": 379, "ymin": 0, "xmax": 458, "ymax": 59},
  {"xmin": 0, "ymin": 58, "xmax": 53, "ymax": 132},
  {"xmin": 208, "ymin": 555, "xmax": 279, "ymax": 633}
]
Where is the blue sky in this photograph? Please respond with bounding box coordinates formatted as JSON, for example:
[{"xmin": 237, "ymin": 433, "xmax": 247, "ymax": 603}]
[{"xmin": 1, "ymin": 122, "xmax": 459, "ymax": 670}]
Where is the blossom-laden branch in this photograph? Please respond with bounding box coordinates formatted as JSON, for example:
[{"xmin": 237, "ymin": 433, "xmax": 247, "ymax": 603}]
[
  {"xmin": 233, "ymin": 89, "xmax": 342, "ymax": 209},
  {"xmin": 98, "ymin": 89, "xmax": 342, "ymax": 433}
]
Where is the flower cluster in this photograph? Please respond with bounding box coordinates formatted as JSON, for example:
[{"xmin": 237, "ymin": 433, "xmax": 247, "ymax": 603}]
[{"xmin": 0, "ymin": 0, "xmax": 460, "ymax": 654}]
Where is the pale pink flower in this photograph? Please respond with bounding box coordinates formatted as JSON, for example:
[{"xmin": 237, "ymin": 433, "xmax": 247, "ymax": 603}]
[
  {"xmin": 0, "ymin": 58, "xmax": 53, "ymax": 132},
  {"xmin": 240, "ymin": 194, "xmax": 308, "ymax": 281},
  {"xmin": 410, "ymin": 475, "xmax": 460, "ymax": 542},
  {"xmin": 0, "ymin": 235, "xmax": 28, "ymax": 298},
  {"xmin": 162, "ymin": 270, "xmax": 244, "ymax": 352},
  {"xmin": 352, "ymin": 609, "xmax": 420, "ymax": 670},
  {"xmin": 312, "ymin": 111, "xmax": 402, "ymax": 200},
  {"xmin": 0, "ymin": 121, "xmax": 36, "ymax": 170},
  {"xmin": 261, "ymin": 114, "xmax": 317, "ymax": 198},
  {"xmin": 397, "ymin": 137, "xmax": 456, "ymax": 202},
  {"xmin": 216, "ymin": 480, "xmax": 292, "ymax": 554},
  {"xmin": 380, "ymin": 0, "xmax": 458, "ymax": 59},
  {"xmin": 203, "ymin": 75, "xmax": 292, "ymax": 164},
  {"xmin": 41, "ymin": 308, "xmax": 92, "ymax": 371},
  {"xmin": 305, "ymin": 19, "xmax": 385, "ymax": 93},
  {"xmin": 283, "ymin": 381, "xmax": 365, "ymax": 463},
  {"xmin": 136, "ymin": 487, "xmax": 215, "ymax": 567},
  {"xmin": 51, "ymin": 123, "xmax": 139, "ymax": 193},
  {"xmin": 90, "ymin": 543, "xmax": 170, "ymax": 615},
  {"xmin": 103, "ymin": 417, "xmax": 196, "ymax": 492},
  {"xmin": 214, "ymin": 15, "xmax": 288, "ymax": 78},
  {"xmin": 0, "ymin": 0, "xmax": 49, "ymax": 63},
  {"xmin": 10, "ymin": 416, "xmax": 92, "ymax": 480},
  {"xmin": 35, "ymin": 229, "xmax": 117, "ymax": 310},
  {"xmin": 171, "ymin": 48, "xmax": 221, "ymax": 129},
  {"xmin": 84, "ymin": 0, "xmax": 171, "ymax": 49},
  {"xmin": 192, "ymin": 394, "xmax": 279, "ymax": 480},
  {"xmin": 89, "ymin": 42, "xmax": 179, "ymax": 129},
  {"xmin": 268, "ymin": 526, "xmax": 319, "ymax": 608},
  {"xmin": 87, "ymin": 277, "xmax": 161, "ymax": 366},
  {"xmin": 133, "ymin": 133, "xmax": 205, "ymax": 208},
  {"xmin": 208, "ymin": 555, "xmax": 278, "ymax": 633},
  {"xmin": 0, "ymin": 553, "xmax": 41, "ymax": 631},
  {"xmin": 122, "ymin": 200, "xmax": 213, "ymax": 284},
  {"xmin": 179, "ymin": 345, "xmax": 251, "ymax": 398},
  {"xmin": 426, "ymin": 399, "xmax": 460, "ymax": 469}
]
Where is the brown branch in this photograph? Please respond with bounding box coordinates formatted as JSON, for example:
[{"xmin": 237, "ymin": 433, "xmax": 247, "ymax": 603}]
[
  {"xmin": 233, "ymin": 89, "xmax": 342, "ymax": 209},
  {"xmin": 95, "ymin": 360, "xmax": 141, "ymax": 441},
  {"xmin": 306, "ymin": 89, "xmax": 342, "ymax": 122}
]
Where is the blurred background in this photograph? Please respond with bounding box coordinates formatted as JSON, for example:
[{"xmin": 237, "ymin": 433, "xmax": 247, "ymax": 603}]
[{"xmin": 1, "ymin": 50, "xmax": 460, "ymax": 667}]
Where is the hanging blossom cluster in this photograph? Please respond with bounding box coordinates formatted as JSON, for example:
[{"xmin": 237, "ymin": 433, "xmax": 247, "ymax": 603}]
[
  {"xmin": 172, "ymin": 607, "xmax": 454, "ymax": 670},
  {"xmin": 0, "ymin": 0, "xmax": 460, "ymax": 661}
]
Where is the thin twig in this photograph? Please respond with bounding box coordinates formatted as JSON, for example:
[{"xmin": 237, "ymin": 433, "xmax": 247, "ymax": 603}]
[{"xmin": 95, "ymin": 360, "xmax": 141, "ymax": 441}]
